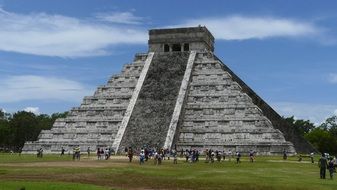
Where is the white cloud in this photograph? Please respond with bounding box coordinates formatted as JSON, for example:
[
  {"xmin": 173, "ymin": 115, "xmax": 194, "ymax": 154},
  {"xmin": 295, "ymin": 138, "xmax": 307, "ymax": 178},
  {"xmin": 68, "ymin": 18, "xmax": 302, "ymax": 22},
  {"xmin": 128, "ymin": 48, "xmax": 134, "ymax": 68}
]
[
  {"xmin": 328, "ymin": 73, "xmax": 337, "ymax": 84},
  {"xmin": 170, "ymin": 16, "xmax": 321, "ymax": 40},
  {"xmin": 23, "ymin": 107, "xmax": 40, "ymax": 115},
  {"xmin": 271, "ymin": 102, "xmax": 337, "ymax": 125},
  {"xmin": 0, "ymin": 8, "xmax": 147, "ymax": 57},
  {"xmin": 0, "ymin": 75, "xmax": 94, "ymax": 103},
  {"xmin": 95, "ymin": 12, "xmax": 143, "ymax": 25}
]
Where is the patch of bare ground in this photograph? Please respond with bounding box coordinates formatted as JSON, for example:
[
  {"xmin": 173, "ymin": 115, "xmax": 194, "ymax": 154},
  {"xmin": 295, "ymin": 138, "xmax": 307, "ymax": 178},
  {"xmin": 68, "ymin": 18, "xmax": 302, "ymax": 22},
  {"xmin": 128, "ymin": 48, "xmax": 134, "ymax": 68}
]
[
  {"xmin": 0, "ymin": 160, "xmax": 127, "ymax": 168},
  {"xmin": 1, "ymin": 172, "xmax": 194, "ymax": 190},
  {"xmin": 0, "ymin": 158, "xmax": 190, "ymax": 189},
  {"xmin": 0, "ymin": 156, "xmax": 131, "ymax": 168}
]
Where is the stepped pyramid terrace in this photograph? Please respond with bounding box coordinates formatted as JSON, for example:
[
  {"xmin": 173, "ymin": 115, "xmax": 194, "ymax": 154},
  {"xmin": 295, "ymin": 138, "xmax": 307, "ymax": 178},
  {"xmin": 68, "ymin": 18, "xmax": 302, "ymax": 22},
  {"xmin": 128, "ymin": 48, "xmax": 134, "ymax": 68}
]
[{"xmin": 23, "ymin": 26, "xmax": 314, "ymax": 155}]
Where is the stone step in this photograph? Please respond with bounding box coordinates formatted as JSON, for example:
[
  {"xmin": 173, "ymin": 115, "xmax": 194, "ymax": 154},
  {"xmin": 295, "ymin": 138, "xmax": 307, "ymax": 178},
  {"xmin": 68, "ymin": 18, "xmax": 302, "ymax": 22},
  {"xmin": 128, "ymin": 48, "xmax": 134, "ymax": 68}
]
[
  {"xmin": 186, "ymin": 95, "xmax": 252, "ymax": 103},
  {"xmin": 183, "ymin": 115, "xmax": 266, "ymax": 121},
  {"xmin": 192, "ymin": 70, "xmax": 231, "ymax": 76},
  {"xmin": 122, "ymin": 62, "xmax": 146, "ymax": 69},
  {"xmin": 42, "ymin": 129, "xmax": 118, "ymax": 133},
  {"xmin": 134, "ymin": 53, "xmax": 148, "ymax": 62},
  {"xmin": 84, "ymin": 94, "xmax": 132, "ymax": 99},
  {"xmin": 80, "ymin": 104, "xmax": 128, "ymax": 108},
  {"xmin": 39, "ymin": 131, "xmax": 118, "ymax": 137},
  {"xmin": 185, "ymin": 103, "xmax": 255, "ymax": 109},
  {"xmin": 191, "ymin": 74, "xmax": 231, "ymax": 80},
  {"xmin": 109, "ymin": 74, "xmax": 141, "ymax": 82},
  {"xmin": 95, "ymin": 83, "xmax": 138, "ymax": 89},
  {"xmin": 68, "ymin": 109, "xmax": 125, "ymax": 115},
  {"xmin": 71, "ymin": 106, "xmax": 127, "ymax": 111},
  {"xmin": 178, "ymin": 128, "xmax": 280, "ymax": 133},
  {"xmin": 187, "ymin": 92, "xmax": 240, "ymax": 97},
  {"xmin": 106, "ymin": 81, "xmax": 138, "ymax": 86},
  {"xmin": 189, "ymin": 80, "xmax": 239, "ymax": 86},
  {"xmin": 54, "ymin": 117, "xmax": 124, "ymax": 122}
]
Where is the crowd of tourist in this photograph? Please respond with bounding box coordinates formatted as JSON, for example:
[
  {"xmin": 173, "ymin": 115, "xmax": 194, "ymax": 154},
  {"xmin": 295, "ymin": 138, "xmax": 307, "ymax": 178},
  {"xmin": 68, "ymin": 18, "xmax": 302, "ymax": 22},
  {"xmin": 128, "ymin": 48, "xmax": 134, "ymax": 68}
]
[
  {"xmin": 36, "ymin": 146, "xmax": 256, "ymax": 164},
  {"xmin": 96, "ymin": 147, "xmax": 114, "ymax": 160},
  {"xmin": 35, "ymin": 146, "xmax": 337, "ymax": 180},
  {"xmin": 120, "ymin": 147, "xmax": 256, "ymax": 165}
]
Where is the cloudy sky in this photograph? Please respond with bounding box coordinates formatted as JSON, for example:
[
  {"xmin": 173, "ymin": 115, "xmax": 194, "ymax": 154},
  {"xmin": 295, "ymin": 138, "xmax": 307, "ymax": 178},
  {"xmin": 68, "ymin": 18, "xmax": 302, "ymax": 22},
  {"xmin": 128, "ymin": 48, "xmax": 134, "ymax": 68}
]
[{"xmin": 0, "ymin": 0, "xmax": 336, "ymax": 124}]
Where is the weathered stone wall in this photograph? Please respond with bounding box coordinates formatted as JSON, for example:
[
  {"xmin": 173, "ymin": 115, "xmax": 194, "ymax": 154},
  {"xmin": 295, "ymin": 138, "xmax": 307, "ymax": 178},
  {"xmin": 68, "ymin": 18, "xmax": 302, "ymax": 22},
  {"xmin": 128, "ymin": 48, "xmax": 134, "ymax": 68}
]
[
  {"xmin": 214, "ymin": 55, "xmax": 316, "ymax": 153},
  {"xmin": 174, "ymin": 52, "xmax": 296, "ymax": 155},
  {"xmin": 118, "ymin": 52, "xmax": 189, "ymax": 151},
  {"xmin": 149, "ymin": 27, "xmax": 214, "ymax": 52},
  {"xmin": 22, "ymin": 53, "xmax": 149, "ymax": 153}
]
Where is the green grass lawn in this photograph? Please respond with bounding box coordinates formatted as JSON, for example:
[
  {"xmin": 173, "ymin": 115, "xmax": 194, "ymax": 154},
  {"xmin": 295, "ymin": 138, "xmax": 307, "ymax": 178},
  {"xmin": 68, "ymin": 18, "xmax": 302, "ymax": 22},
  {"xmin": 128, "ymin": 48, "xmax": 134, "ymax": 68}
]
[
  {"xmin": 0, "ymin": 181, "xmax": 109, "ymax": 190},
  {"xmin": 0, "ymin": 153, "xmax": 336, "ymax": 190}
]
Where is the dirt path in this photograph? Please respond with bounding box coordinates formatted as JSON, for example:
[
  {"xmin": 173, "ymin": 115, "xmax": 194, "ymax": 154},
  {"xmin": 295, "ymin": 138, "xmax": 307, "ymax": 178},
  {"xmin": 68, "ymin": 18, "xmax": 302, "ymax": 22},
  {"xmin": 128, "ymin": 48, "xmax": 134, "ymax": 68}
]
[
  {"xmin": 0, "ymin": 160, "xmax": 129, "ymax": 168},
  {"xmin": 0, "ymin": 156, "xmax": 134, "ymax": 168}
]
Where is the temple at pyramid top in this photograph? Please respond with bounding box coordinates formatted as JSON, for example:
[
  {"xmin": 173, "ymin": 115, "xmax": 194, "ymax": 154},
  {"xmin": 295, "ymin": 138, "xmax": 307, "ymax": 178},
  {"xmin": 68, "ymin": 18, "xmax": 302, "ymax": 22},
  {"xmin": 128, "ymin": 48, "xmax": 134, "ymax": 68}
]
[{"xmin": 148, "ymin": 26, "xmax": 215, "ymax": 52}]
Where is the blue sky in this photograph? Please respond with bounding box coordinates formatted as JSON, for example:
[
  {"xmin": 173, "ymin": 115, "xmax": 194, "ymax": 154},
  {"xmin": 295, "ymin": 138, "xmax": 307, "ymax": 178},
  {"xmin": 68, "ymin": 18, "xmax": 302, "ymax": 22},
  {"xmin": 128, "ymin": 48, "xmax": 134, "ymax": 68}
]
[{"xmin": 0, "ymin": 0, "xmax": 336, "ymax": 124}]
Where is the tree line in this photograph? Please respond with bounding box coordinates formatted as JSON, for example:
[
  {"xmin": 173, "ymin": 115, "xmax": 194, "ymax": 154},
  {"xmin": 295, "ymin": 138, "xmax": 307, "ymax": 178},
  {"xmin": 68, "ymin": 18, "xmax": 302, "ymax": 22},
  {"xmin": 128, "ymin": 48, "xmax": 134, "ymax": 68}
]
[
  {"xmin": 0, "ymin": 110, "xmax": 67, "ymax": 151},
  {"xmin": 284, "ymin": 115, "xmax": 337, "ymax": 154},
  {"xmin": 0, "ymin": 108, "xmax": 336, "ymax": 154}
]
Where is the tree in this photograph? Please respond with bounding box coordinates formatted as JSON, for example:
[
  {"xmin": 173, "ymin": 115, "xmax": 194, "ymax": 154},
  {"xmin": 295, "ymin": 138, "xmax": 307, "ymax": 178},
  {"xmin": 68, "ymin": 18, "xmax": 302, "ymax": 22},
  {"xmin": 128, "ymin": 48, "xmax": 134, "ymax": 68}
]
[
  {"xmin": 284, "ymin": 116, "xmax": 315, "ymax": 136},
  {"xmin": 0, "ymin": 109, "xmax": 4, "ymax": 119},
  {"xmin": 305, "ymin": 128, "xmax": 337, "ymax": 154},
  {"xmin": 320, "ymin": 115, "xmax": 337, "ymax": 138},
  {"xmin": 0, "ymin": 109, "xmax": 12, "ymax": 120},
  {"xmin": 320, "ymin": 115, "xmax": 337, "ymax": 129},
  {"xmin": 0, "ymin": 110, "xmax": 68, "ymax": 151},
  {"xmin": 9, "ymin": 111, "xmax": 40, "ymax": 150},
  {"xmin": 304, "ymin": 115, "xmax": 337, "ymax": 155},
  {"xmin": 0, "ymin": 111, "xmax": 11, "ymax": 150}
]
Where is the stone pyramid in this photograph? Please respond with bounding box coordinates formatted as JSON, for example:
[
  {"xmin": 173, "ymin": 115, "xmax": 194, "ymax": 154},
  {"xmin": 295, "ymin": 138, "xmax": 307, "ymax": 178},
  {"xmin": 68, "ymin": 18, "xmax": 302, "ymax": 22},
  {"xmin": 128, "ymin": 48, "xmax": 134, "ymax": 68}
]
[{"xmin": 23, "ymin": 27, "xmax": 313, "ymax": 155}]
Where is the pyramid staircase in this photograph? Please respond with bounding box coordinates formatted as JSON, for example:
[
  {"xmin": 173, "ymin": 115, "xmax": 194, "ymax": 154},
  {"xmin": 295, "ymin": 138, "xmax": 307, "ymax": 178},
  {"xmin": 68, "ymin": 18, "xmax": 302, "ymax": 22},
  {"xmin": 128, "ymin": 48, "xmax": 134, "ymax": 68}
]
[
  {"xmin": 23, "ymin": 27, "xmax": 314, "ymax": 155},
  {"xmin": 22, "ymin": 54, "xmax": 149, "ymax": 153}
]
